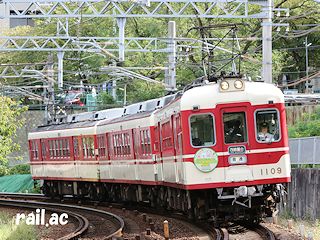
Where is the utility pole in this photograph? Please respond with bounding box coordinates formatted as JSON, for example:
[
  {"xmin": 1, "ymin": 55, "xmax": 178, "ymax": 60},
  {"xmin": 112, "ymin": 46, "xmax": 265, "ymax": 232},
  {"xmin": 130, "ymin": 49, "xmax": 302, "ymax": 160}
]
[
  {"xmin": 45, "ymin": 53, "xmax": 55, "ymax": 124},
  {"xmin": 262, "ymin": 0, "xmax": 273, "ymax": 84},
  {"xmin": 123, "ymin": 83, "xmax": 127, "ymax": 106},
  {"xmin": 305, "ymin": 36, "xmax": 312, "ymax": 93},
  {"xmin": 117, "ymin": 17, "xmax": 127, "ymax": 62},
  {"xmin": 57, "ymin": 51, "xmax": 64, "ymax": 88},
  {"xmin": 165, "ymin": 21, "xmax": 177, "ymax": 91},
  {"xmin": 112, "ymin": 79, "xmax": 117, "ymax": 101}
]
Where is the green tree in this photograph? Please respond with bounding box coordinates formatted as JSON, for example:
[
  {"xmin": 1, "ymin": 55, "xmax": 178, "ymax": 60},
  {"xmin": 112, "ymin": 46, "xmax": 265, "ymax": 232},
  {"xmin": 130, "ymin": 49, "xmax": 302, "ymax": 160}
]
[
  {"xmin": 126, "ymin": 81, "xmax": 165, "ymax": 103},
  {"xmin": 97, "ymin": 92, "xmax": 115, "ymax": 106},
  {"xmin": 0, "ymin": 97, "xmax": 27, "ymax": 166},
  {"xmin": 1, "ymin": 0, "xmax": 320, "ymax": 101}
]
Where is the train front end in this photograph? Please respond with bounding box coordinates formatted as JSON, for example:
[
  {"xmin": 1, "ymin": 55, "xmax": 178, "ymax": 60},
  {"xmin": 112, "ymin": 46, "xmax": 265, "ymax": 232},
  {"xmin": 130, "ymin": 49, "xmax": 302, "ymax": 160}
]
[{"xmin": 180, "ymin": 77, "xmax": 291, "ymax": 221}]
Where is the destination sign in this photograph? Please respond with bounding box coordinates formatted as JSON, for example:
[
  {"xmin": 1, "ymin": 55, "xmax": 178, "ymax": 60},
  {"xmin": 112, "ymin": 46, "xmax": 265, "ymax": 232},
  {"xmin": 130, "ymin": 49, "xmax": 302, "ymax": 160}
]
[{"xmin": 228, "ymin": 146, "xmax": 246, "ymax": 155}]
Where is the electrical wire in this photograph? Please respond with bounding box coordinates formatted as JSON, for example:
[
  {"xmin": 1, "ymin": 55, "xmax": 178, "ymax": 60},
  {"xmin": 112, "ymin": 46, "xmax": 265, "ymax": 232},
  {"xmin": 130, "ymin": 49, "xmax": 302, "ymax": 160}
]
[{"xmin": 278, "ymin": 71, "xmax": 320, "ymax": 88}]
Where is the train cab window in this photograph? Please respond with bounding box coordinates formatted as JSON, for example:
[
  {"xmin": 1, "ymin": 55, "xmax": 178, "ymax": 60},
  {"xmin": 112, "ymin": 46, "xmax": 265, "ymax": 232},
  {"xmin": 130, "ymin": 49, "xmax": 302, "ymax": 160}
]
[
  {"xmin": 255, "ymin": 109, "xmax": 280, "ymax": 143},
  {"xmin": 190, "ymin": 114, "xmax": 215, "ymax": 147},
  {"xmin": 223, "ymin": 112, "xmax": 247, "ymax": 144}
]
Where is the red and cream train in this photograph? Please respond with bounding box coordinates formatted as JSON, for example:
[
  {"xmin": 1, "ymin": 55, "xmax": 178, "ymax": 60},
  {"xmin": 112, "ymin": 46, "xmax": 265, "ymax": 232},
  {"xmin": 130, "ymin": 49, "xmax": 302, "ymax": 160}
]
[{"xmin": 28, "ymin": 77, "xmax": 291, "ymax": 222}]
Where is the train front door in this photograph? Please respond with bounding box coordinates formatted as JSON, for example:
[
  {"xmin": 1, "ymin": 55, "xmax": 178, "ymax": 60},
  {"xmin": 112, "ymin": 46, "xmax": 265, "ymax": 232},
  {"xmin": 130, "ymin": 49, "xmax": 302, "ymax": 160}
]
[{"xmin": 220, "ymin": 106, "xmax": 253, "ymax": 183}]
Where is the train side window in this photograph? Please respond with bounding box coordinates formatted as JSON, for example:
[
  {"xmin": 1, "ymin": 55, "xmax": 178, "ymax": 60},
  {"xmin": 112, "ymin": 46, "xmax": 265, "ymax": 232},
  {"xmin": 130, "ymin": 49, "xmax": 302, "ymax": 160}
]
[
  {"xmin": 82, "ymin": 137, "xmax": 95, "ymax": 158},
  {"xmin": 49, "ymin": 140, "xmax": 53, "ymax": 159},
  {"xmin": 223, "ymin": 112, "xmax": 247, "ymax": 144},
  {"xmin": 140, "ymin": 129, "xmax": 151, "ymax": 155},
  {"xmin": 154, "ymin": 127, "xmax": 160, "ymax": 152},
  {"xmin": 73, "ymin": 138, "xmax": 79, "ymax": 159},
  {"xmin": 54, "ymin": 140, "xmax": 58, "ymax": 158},
  {"xmin": 41, "ymin": 140, "xmax": 46, "ymax": 160},
  {"xmin": 161, "ymin": 121, "xmax": 173, "ymax": 150},
  {"xmin": 255, "ymin": 109, "xmax": 280, "ymax": 143},
  {"xmin": 30, "ymin": 140, "xmax": 40, "ymax": 160},
  {"xmin": 98, "ymin": 135, "xmax": 107, "ymax": 157},
  {"xmin": 190, "ymin": 114, "xmax": 215, "ymax": 147}
]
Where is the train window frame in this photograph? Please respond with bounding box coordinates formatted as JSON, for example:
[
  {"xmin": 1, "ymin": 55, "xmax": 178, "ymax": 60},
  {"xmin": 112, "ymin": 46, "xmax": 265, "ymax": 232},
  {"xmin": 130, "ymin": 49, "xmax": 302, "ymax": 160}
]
[
  {"xmin": 161, "ymin": 120, "xmax": 173, "ymax": 150},
  {"xmin": 223, "ymin": 111, "xmax": 248, "ymax": 144},
  {"xmin": 41, "ymin": 139, "xmax": 46, "ymax": 161},
  {"xmin": 254, "ymin": 108, "xmax": 281, "ymax": 143},
  {"xmin": 30, "ymin": 140, "xmax": 40, "ymax": 161},
  {"xmin": 140, "ymin": 129, "xmax": 151, "ymax": 156},
  {"xmin": 97, "ymin": 134, "xmax": 107, "ymax": 157},
  {"xmin": 189, "ymin": 113, "xmax": 216, "ymax": 148}
]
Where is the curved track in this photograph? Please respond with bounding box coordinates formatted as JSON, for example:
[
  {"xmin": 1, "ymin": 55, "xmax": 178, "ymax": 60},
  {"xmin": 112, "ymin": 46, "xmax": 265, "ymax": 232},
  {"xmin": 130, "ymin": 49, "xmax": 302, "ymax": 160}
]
[
  {"xmin": 210, "ymin": 227, "xmax": 229, "ymax": 240},
  {"xmin": 227, "ymin": 222, "xmax": 277, "ymax": 240},
  {"xmin": 0, "ymin": 193, "xmax": 278, "ymax": 240},
  {"xmin": 250, "ymin": 224, "xmax": 276, "ymax": 240},
  {"xmin": 0, "ymin": 198, "xmax": 89, "ymax": 240},
  {"xmin": 0, "ymin": 193, "xmax": 124, "ymax": 240}
]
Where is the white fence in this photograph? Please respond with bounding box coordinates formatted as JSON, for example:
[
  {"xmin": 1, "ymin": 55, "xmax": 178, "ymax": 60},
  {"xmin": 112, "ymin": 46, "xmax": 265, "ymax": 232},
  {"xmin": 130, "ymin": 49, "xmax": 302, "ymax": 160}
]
[{"xmin": 289, "ymin": 137, "xmax": 320, "ymax": 165}]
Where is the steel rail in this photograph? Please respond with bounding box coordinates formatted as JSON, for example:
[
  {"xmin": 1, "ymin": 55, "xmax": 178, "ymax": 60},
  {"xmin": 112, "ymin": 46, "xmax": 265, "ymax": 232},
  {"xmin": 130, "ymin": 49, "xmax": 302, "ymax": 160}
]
[
  {"xmin": 254, "ymin": 224, "xmax": 276, "ymax": 240},
  {"xmin": 0, "ymin": 192, "xmax": 48, "ymax": 199},
  {"xmin": 240, "ymin": 222, "xmax": 277, "ymax": 240},
  {"xmin": 0, "ymin": 193, "xmax": 125, "ymax": 239},
  {"xmin": 0, "ymin": 198, "xmax": 89, "ymax": 240}
]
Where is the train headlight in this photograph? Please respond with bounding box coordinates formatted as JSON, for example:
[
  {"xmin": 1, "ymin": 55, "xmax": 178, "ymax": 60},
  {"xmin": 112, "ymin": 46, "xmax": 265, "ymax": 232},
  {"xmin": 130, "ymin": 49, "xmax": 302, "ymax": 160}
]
[
  {"xmin": 234, "ymin": 80, "xmax": 244, "ymax": 89},
  {"xmin": 220, "ymin": 81, "xmax": 229, "ymax": 90}
]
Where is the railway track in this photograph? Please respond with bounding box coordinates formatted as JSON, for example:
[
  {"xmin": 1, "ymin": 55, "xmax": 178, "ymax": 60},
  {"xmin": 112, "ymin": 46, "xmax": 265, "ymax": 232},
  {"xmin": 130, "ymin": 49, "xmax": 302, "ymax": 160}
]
[
  {"xmin": 226, "ymin": 222, "xmax": 277, "ymax": 240},
  {"xmin": 0, "ymin": 193, "xmax": 278, "ymax": 240},
  {"xmin": 0, "ymin": 198, "xmax": 89, "ymax": 240},
  {"xmin": 0, "ymin": 194, "xmax": 124, "ymax": 240},
  {"xmin": 249, "ymin": 223, "xmax": 277, "ymax": 240}
]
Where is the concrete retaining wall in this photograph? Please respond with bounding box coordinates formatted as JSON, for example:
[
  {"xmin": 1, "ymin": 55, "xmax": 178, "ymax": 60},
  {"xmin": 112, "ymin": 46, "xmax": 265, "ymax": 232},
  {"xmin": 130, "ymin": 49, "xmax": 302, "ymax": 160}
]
[{"xmin": 8, "ymin": 110, "xmax": 45, "ymax": 165}]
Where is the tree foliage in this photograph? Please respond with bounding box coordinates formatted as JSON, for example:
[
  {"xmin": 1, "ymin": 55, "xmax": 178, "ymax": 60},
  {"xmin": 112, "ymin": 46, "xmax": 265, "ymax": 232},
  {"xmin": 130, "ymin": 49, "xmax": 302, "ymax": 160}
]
[
  {"xmin": 0, "ymin": 97, "xmax": 28, "ymax": 166},
  {"xmin": 97, "ymin": 92, "xmax": 115, "ymax": 106},
  {"xmin": 0, "ymin": 0, "xmax": 319, "ymax": 103},
  {"xmin": 8, "ymin": 164, "xmax": 31, "ymax": 175},
  {"xmin": 126, "ymin": 81, "xmax": 166, "ymax": 103}
]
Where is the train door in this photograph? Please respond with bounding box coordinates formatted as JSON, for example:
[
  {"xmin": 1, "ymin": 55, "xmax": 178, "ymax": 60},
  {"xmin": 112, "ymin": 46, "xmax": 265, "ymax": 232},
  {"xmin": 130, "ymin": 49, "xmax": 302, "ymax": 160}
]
[
  {"xmin": 160, "ymin": 118, "xmax": 175, "ymax": 183},
  {"xmin": 173, "ymin": 114, "xmax": 183, "ymax": 183},
  {"xmin": 133, "ymin": 128, "xmax": 140, "ymax": 180},
  {"xmin": 153, "ymin": 123, "xmax": 163, "ymax": 181},
  {"xmin": 220, "ymin": 107, "xmax": 253, "ymax": 182}
]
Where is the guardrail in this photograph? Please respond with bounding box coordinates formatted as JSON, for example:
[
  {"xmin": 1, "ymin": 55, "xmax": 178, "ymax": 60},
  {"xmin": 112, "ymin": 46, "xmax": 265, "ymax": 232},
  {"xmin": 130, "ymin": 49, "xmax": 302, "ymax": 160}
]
[{"xmin": 289, "ymin": 137, "xmax": 320, "ymax": 165}]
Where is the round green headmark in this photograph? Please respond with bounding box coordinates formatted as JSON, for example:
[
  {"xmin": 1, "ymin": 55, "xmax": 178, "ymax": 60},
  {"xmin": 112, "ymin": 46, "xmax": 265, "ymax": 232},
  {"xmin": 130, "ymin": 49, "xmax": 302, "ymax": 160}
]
[{"xmin": 194, "ymin": 148, "xmax": 218, "ymax": 173}]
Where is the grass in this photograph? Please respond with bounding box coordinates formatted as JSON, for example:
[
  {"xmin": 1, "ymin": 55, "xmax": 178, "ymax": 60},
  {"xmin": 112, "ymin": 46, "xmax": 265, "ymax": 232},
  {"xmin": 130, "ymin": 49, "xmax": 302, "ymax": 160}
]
[
  {"xmin": 279, "ymin": 215, "xmax": 320, "ymax": 240},
  {"xmin": 0, "ymin": 212, "xmax": 37, "ymax": 240}
]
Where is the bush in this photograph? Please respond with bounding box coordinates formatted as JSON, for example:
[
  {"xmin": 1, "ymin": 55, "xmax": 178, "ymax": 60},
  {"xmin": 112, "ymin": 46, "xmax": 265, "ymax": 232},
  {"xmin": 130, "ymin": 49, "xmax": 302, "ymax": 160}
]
[
  {"xmin": 0, "ymin": 165, "xmax": 9, "ymax": 176},
  {"xmin": 97, "ymin": 92, "xmax": 115, "ymax": 105},
  {"xmin": 8, "ymin": 164, "xmax": 30, "ymax": 175},
  {"xmin": 288, "ymin": 107, "xmax": 320, "ymax": 138}
]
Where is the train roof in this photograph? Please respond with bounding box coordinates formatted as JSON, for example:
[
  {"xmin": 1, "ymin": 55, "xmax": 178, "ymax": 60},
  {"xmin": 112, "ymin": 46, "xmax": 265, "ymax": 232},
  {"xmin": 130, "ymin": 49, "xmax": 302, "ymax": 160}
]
[
  {"xmin": 180, "ymin": 81, "xmax": 284, "ymax": 111},
  {"xmin": 28, "ymin": 93, "xmax": 178, "ymax": 138},
  {"xmin": 29, "ymin": 79, "xmax": 284, "ymax": 139}
]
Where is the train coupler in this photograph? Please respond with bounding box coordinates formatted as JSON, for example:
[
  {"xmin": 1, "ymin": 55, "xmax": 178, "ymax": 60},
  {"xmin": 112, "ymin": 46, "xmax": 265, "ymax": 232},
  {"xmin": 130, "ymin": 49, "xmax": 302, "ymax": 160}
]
[{"xmin": 217, "ymin": 186, "xmax": 264, "ymax": 208}]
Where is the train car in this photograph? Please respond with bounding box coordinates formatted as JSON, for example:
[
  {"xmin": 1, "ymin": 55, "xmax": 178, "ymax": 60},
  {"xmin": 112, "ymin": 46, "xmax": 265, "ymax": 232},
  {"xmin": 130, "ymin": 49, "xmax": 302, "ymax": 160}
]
[{"xmin": 28, "ymin": 77, "xmax": 291, "ymax": 222}]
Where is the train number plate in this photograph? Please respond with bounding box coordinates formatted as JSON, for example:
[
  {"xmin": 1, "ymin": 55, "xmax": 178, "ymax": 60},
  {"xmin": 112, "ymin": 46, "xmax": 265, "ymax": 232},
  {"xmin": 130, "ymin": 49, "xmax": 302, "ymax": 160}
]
[{"xmin": 260, "ymin": 167, "xmax": 282, "ymax": 176}]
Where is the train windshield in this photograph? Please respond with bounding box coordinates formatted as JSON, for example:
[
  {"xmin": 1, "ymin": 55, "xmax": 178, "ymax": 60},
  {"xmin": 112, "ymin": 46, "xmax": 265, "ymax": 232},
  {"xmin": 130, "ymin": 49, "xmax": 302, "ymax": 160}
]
[
  {"xmin": 223, "ymin": 112, "xmax": 247, "ymax": 144},
  {"xmin": 190, "ymin": 114, "xmax": 215, "ymax": 147},
  {"xmin": 256, "ymin": 109, "xmax": 280, "ymax": 143}
]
